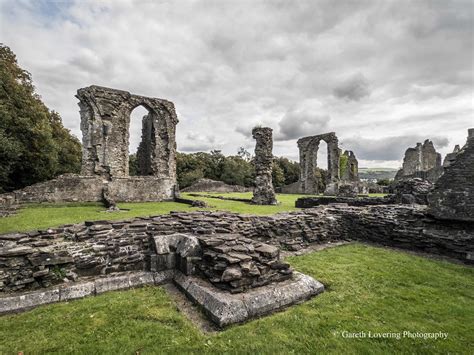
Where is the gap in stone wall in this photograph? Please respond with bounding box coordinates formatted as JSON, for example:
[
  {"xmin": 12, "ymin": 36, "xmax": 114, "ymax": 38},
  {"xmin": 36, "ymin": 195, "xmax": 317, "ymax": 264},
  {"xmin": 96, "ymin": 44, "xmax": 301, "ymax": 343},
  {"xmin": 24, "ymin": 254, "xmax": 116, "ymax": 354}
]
[{"xmin": 129, "ymin": 105, "xmax": 151, "ymax": 176}]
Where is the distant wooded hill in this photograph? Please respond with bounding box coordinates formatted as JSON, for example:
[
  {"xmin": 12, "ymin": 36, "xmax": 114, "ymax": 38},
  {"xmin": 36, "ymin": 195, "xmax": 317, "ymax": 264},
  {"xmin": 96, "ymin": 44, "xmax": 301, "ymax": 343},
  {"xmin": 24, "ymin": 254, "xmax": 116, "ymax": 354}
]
[{"xmin": 358, "ymin": 168, "xmax": 398, "ymax": 181}]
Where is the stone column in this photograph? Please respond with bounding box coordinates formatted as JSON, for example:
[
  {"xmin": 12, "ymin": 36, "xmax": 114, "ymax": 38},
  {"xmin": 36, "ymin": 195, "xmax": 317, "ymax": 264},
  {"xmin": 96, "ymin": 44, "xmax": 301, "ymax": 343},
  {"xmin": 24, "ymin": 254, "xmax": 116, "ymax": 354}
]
[{"xmin": 251, "ymin": 127, "xmax": 277, "ymax": 205}]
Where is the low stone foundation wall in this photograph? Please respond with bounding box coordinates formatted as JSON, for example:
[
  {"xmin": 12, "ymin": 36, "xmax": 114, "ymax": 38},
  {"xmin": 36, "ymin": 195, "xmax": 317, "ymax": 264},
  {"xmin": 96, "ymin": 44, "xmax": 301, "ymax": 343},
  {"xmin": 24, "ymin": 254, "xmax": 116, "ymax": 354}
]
[
  {"xmin": 0, "ymin": 174, "xmax": 176, "ymax": 205},
  {"xmin": 295, "ymin": 196, "xmax": 392, "ymax": 208},
  {"xmin": 1, "ymin": 205, "xmax": 472, "ymax": 296}
]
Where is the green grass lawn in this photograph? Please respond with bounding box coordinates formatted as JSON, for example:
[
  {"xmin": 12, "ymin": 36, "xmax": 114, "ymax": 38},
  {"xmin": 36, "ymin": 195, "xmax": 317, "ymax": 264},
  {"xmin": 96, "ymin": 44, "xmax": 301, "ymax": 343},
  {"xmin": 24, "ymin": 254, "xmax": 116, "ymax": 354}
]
[
  {"xmin": 1, "ymin": 243, "xmax": 472, "ymax": 354},
  {"xmin": 0, "ymin": 193, "xmax": 386, "ymax": 234},
  {"xmin": 0, "ymin": 193, "xmax": 309, "ymax": 234}
]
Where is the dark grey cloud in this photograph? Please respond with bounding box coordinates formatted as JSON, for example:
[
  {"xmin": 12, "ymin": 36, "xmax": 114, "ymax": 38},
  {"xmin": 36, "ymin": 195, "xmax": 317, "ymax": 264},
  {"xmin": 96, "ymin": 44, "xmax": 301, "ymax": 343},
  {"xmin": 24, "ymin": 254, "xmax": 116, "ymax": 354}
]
[
  {"xmin": 276, "ymin": 112, "xmax": 331, "ymax": 141},
  {"xmin": 333, "ymin": 73, "xmax": 370, "ymax": 101},
  {"xmin": 342, "ymin": 135, "xmax": 450, "ymax": 161}
]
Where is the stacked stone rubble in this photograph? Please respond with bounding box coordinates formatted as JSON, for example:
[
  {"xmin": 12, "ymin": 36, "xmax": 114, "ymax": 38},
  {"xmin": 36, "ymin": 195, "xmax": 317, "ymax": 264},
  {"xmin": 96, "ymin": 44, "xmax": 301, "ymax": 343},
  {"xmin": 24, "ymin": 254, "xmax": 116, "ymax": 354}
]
[
  {"xmin": 251, "ymin": 127, "xmax": 277, "ymax": 205},
  {"xmin": 391, "ymin": 178, "xmax": 433, "ymax": 205},
  {"xmin": 195, "ymin": 234, "xmax": 292, "ymax": 293}
]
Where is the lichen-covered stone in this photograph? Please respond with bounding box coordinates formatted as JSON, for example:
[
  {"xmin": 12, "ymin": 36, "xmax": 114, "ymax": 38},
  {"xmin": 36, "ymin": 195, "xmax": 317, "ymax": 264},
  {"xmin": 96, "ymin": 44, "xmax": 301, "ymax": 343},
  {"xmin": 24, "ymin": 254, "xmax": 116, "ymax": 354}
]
[
  {"xmin": 428, "ymin": 128, "xmax": 474, "ymax": 222},
  {"xmin": 340, "ymin": 150, "xmax": 359, "ymax": 182},
  {"xmin": 77, "ymin": 85, "xmax": 178, "ymax": 180},
  {"xmin": 251, "ymin": 127, "xmax": 277, "ymax": 205}
]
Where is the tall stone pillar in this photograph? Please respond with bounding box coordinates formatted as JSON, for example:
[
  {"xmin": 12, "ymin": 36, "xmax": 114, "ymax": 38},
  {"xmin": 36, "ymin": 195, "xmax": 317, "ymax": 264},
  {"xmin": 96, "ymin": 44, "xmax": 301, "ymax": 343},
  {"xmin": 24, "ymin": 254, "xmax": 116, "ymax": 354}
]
[{"xmin": 251, "ymin": 127, "xmax": 277, "ymax": 205}]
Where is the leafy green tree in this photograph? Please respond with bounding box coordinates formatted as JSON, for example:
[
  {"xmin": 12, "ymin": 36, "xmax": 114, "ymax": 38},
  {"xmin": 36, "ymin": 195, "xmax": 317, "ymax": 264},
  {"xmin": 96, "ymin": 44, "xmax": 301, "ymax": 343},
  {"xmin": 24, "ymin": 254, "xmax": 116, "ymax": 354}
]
[
  {"xmin": 175, "ymin": 150, "xmax": 300, "ymax": 189},
  {"xmin": 0, "ymin": 44, "xmax": 81, "ymax": 192},
  {"xmin": 220, "ymin": 156, "xmax": 254, "ymax": 187},
  {"xmin": 271, "ymin": 162, "xmax": 286, "ymax": 188},
  {"xmin": 377, "ymin": 178, "xmax": 391, "ymax": 186},
  {"xmin": 273, "ymin": 157, "xmax": 300, "ymax": 185}
]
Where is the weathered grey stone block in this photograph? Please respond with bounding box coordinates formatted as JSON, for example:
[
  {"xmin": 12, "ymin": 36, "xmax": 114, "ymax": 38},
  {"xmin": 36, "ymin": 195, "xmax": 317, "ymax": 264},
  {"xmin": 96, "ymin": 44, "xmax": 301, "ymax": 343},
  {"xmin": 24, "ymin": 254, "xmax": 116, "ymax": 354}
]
[
  {"xmin": 0, "ymin": 288, "xmax": 60, "ymax": 314},
  {"xmin": 174, "ymin": 271, "xmax": 324, "ymax": 327},
  {"xmin": 174, "ymin": 272, "xmax": 248, "ymax": 327},
  {"xmin": 95, "ymin": 275, "xmax": 130, "ymax": 294},
  {"xmin": 128, "ymin": 271, "xmax": 155, "ymax": 288},
  {"xmin": 60, "ymin": 282, "xmax": 95, "ymax": 301},
  {"xmin": 153, "ymin": 270, "xmax": 175, "ymax": 285}
]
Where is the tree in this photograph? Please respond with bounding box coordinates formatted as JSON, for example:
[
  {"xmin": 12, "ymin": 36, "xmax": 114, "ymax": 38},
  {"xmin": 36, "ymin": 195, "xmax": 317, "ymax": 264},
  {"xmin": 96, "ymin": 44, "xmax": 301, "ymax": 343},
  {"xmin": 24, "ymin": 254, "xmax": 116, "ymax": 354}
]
[
  {"xmin": 0, "ymin": 44, "xmax": 81, "ymax": 192},
  {"xmin": 271, "ymin": 162, "xmax": 285, "ymax": 188},
  {"xmin": 377, "ymin": 178, "xmax": 391, "ymax": 186},
  {"xmin": 237, "ymin": 147, "xmax": 251, "ymax": 162},
  {"xmin": 273, "ymin": 157, "xmax": 300, "ymax": 185},
  {"xmin": 220, "ymin": 156, "xmax": 254, "ymax": 187}
]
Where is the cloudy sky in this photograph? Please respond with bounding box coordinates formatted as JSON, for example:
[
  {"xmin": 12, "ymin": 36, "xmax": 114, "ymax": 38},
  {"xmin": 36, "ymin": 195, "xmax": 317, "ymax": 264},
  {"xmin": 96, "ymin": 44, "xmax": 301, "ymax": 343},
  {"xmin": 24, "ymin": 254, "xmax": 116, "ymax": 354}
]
[{"xmin": 1, "ymin": 0, "xmax": 472, "ymax": 168}]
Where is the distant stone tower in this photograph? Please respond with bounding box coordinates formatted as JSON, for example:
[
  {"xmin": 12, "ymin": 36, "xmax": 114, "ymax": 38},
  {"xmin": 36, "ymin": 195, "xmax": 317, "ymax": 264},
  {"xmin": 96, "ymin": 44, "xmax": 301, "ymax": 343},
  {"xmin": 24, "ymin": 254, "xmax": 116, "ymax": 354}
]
[
  {"xmin": 251, "ymin": 127, "xmax": 277, "ymax": 205},
  {"xmin": 394, "ymin": 139, "xmax": 443, "ymax": 183},
  {"xmin": 340, "ymin": 150, "xmax": 359, "ymax": 182}
]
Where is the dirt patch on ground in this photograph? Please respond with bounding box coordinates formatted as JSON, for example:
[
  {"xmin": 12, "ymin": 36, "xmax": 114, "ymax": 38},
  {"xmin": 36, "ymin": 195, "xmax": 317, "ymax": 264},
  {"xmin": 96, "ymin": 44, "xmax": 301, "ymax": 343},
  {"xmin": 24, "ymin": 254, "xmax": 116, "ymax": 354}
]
[{"xmin": 162, "ymin": 283, "xmax": 219, "ymax": 333}]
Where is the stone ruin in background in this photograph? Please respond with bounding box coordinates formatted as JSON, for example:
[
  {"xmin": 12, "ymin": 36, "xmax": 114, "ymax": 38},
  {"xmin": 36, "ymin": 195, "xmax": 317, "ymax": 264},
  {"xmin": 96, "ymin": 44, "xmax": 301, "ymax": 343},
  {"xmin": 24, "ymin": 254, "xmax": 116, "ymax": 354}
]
[
  {"xmin": 394, "ymin": 139, "xmax": 443, "ymax": 183},
  {"xmin": 298, "ymin": 133, "xmax": 340, "ymax": 194},
  {"xmin": 251, "ymin": 127, "xmax": 277, "ymax": 205},
  {"xmin": 0, "ymin": 86, "xmax": 179, "ymax": 205},
  {"xmin": 281, "ymin": 132, "xmax": 361, "ymax": 196},
  {"xmin": 428, "ymin": 129, "xmax": 474, "ymax": 222}
]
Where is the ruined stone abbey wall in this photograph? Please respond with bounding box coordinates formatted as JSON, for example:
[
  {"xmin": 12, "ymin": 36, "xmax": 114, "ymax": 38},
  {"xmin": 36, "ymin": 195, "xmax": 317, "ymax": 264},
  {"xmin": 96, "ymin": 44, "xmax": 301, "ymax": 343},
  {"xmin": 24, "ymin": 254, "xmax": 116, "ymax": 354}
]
[
  {"xmin": 428, "ymin": 129, "xmax": 474, "ymax": 222},
  {"xmin": 0, "ymin": 86, "xmax": 179, "ymax": 205}
]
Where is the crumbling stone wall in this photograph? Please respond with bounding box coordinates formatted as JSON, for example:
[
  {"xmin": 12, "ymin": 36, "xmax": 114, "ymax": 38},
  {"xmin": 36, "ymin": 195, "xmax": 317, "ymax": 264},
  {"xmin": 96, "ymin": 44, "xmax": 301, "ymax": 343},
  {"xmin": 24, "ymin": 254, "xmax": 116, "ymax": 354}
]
[
  {"xmin": 77, "ymin": 85, "xmax": 178, "ymax": 180},
  {"xmin": 297, "ymin": 132, "xmax": 340, "ymax": 194},
  {"xmin": 443, "ymin": 145, "xmax": 461, "ymax": 168},
  {"xmin": 395, "ymin": 139, "xmax": 443, "ymax": 183},
  {"xmin": 428, "ymin": 129, "xmax": 474, "ymax": 222},
  {"xmin": 0, "ymin": 174, "xmax": 176, "ymax": 204},
  {"xmin": 340, "ymin": 150, "xmax": 359, "ymax": 182},
  {"xmin": 1, "ymin": 205, "xmax": 472, "ymax": 293},
  {"xmin": 181, "ymin": 179, "xmax": 252, "ymax": 193},
  {"xmin": 0, "ymin": 86, "xmax": 179, "ymax": 205},
  {"xmin": 251, "ymin": 127, "xmax": 277, "ymax": 205}
]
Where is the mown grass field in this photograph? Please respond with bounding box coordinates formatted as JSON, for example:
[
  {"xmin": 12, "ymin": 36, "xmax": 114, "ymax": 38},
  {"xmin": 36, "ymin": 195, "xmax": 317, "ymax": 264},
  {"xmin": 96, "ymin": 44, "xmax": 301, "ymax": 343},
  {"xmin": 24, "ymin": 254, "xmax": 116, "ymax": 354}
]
[
  {"xmin": 1, "ymin": 244, "xmax": 473, "ymax": 354},
  {"xmin": 0, "ymin": 193, "xmax": 386, "ymax": 234}
]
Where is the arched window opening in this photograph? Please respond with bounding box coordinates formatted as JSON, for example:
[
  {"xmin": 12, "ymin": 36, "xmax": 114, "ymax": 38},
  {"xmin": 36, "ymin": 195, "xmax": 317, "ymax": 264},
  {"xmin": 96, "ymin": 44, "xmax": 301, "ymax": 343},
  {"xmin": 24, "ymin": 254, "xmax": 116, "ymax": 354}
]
[
  {"xmin": 129, "ymin": 105, "xmax": 152, "ymax": 176},
  {"xmin": 314, "ymin": 140, "xmax": 328, "ymax": 194}
]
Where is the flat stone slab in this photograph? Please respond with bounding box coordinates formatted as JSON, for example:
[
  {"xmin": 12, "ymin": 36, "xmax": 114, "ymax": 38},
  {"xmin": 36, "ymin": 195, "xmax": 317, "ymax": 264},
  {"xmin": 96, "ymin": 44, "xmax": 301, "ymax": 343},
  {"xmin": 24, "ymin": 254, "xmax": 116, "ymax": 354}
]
[
  {"xmin": 0, "ymin": 270, "xmax": 174, "ymax": 315},
  {"xmin": 174, "ymin": 271, "xmax": 324, "ymax": 327}
]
